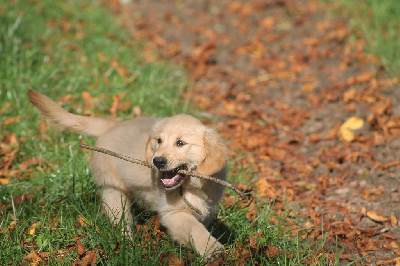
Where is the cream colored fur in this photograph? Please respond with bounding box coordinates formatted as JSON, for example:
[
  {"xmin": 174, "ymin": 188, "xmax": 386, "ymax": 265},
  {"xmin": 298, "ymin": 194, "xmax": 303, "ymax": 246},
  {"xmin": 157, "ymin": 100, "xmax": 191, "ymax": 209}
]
[{"xmin": 28, "ymin": 89, "xmax": 228, "ymax": 261}]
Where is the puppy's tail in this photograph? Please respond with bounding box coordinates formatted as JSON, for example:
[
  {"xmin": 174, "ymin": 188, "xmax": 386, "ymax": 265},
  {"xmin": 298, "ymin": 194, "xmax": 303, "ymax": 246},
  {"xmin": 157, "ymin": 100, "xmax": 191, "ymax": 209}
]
[{"xmin": 28, "ymin": 89, "xmax": 116, "ymax": 137}]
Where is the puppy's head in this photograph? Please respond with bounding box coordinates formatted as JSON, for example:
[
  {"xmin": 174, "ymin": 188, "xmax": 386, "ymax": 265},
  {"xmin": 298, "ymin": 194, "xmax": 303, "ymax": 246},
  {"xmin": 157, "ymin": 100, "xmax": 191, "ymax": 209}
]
[{"xmin": 146, "ymin": 114, "xmax": 228, "ymax": 190}]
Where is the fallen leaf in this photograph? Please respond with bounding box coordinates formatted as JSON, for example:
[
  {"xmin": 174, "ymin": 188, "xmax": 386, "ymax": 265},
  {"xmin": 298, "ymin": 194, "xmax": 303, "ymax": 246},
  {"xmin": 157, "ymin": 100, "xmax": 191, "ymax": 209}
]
[
  {"xmin": 391, "ymin": 213, "xmax": 398, "ymax": 227},
  {"xmin": 19, "ymin": 157, "xmax": 43, "ymax": 171},
  {"xmin": 342, "ymin": 116, "xmax": 364, "ymax": 130},
  {"xmin": 381, "ymin": 233, "xmax": 397, "ymax": 240},
  {"xmin": 265, "ymin": 245, "xmax": 279, "ymax": 258},
  {"xmin": 80, "ymin": 250, "xmax": 97, "ymax": 265},
  {"xmin": 29, "ymin": 221, "xmax": 41, "ymax": 236},
  {"xmin": 366, "ymin": 210, "xmax": 389, "ymax": 223},
  {"xmin": 77, "ymin": 239, "xmax": 86, "ymax": 256},
  {"xmin": 1, "ymin": 220, "xmax": 16, "ymax": 233},
  {"xmin": 2, "ymin": 116, "xmax": 21, "ymax": 125},
  {"xmin": 362, "ymin": 207, "xmax": 367, "ymax": 217},
  {"xmin": 167, "ymin": 252, "xmax": 184, "ymax": 266},
  {"xmin": 1, "ymin": 147, "xmax": 19, "ymax": 170},
  {"xmin": 255, "ymin": 179, "xmax": 277, "ymax": 200},
  {"xmin": 77, "ymin": 215, "xmax": 93, "ymax": 227},
  {"xmin": 355, "ymin": 71, "xmax": 374, "ymax": 84},
  {"xmin": 23, "ymin": 250, "xmax": 42, "ymax": 266},
  {"xmin": 377, "ymin": 257, "xmax": 400, "ymax": 266},
  {"xmin": 12, "ymin": 193, "xmax": 32, "ymax": 206},
  {"xmin": 339, "ymin": 117, "xmax": 364, "ymax": 142},
  {"xmin": 343, "ymin": 88, "xmax": 357, "ymax": 103},
  {"xmin": 110, "ymin": 92, "xmax": 127, "ymax": 119},
  {"xmin": 304, "ymin": 221, "xmax": 314, "ymax": 228},
  {"xmin": 82, "ymin": 91, "xmax": 94, "ymax": 108},
  {"xmin": 301, "ymin": 83, "xmax": 315, "ymax": 93}
]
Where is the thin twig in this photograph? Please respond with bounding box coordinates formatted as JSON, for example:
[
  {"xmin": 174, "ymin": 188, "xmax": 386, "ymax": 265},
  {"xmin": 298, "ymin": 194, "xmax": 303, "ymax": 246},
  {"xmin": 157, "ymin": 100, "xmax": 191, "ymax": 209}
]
[
  {"xmin": 80, "ymin": 144, "xmax": 153, "ymax": 168},
  {"xmin": 177, "ymin": 169, "xmax": 245, "ymax": 198},
  {"xmin": 180, "ymin": 186, "xmax": 202, "ymax": 216},
  {"xmin": 80, "ymin": 144, "xmax": 245, "ymax": 199}
]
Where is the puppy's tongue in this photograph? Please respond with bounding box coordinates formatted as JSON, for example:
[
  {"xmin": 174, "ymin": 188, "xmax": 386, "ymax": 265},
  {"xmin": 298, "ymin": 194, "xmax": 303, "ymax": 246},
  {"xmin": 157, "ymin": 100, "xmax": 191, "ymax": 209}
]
[{"xmin": 161, "ymin": 174, "xmax": 181, "ymax": 186}]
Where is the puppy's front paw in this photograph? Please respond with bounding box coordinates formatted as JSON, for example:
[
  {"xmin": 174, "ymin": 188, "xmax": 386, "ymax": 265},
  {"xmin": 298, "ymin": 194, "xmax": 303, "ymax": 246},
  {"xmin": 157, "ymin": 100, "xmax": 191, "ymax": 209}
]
[{"xmin": 204, "ymin": 242, "xmax": 225, "ymax": 263}]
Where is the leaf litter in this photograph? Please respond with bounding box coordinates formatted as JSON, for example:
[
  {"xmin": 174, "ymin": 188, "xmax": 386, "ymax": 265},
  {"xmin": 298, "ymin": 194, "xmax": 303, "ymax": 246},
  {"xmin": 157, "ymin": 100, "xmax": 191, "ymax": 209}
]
[{"xmin": 118, "ymin": 0, "xmax": 400, "ymax": 264}]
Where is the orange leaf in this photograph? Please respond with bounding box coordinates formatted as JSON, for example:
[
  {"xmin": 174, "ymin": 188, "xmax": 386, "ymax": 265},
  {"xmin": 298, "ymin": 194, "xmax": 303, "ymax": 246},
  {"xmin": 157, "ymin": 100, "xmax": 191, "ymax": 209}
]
[
  {"xmin": 77, "ymin": 239, "xmax": 86, "ymax": 256},
  {"xmin": 301, "ymin": 83, "xmax": 315, "ymax": 93},
  {"xmin": 80, "ymin": 250, "xmax": 97, "ymax": 265},
  {"xmin": 23, "ymin": 250, "xmax": 41, "ymax": 265},
  {"xmin": 356, "ymin": 71, "xmax": 374, "ymax": 83},
  {"xmin": 78, "ymin": 215, "xmax": 93, "ymax": 227},
  {"xmin": 255, "ymin": 179, "xmax": 277, "ymax": 200},
  {"xmin": 19, "ymin": 157, "xmax": 43, "ymax": 171},
  {"xmin": 29, "ymin": 221, "xmax": 41, "ymax": 236},
  {"xmin": 82, "ymin": 91, "xmax": 93, "ymax": 108},
  {"xmin": 3, "ymin": 116, "xmax": 21, "ymax": 125},
  {"xmin": 391, "ymin": 213, "xmax": 398, "ymax": 227},
  {"xmin": 366, "ymin": 210, "xmax": 389, "ymax": 222},
  {"xmin": 0, "ymin": 178, "xmax": 9, "ymax": 184}
]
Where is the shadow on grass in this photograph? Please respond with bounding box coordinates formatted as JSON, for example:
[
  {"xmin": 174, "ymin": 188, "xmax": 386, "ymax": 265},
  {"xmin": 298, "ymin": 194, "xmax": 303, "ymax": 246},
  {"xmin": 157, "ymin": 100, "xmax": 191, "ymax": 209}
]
[{"xmin": 210, "ymin": 219, "xmax": 237, "ymax": 247}]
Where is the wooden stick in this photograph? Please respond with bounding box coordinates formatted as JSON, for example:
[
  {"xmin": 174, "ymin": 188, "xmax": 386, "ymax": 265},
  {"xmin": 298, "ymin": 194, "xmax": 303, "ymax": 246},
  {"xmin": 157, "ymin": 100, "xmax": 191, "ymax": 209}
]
[{"xmin": 80, "ymin": 144, "xmax": 245, "ymax": 199}]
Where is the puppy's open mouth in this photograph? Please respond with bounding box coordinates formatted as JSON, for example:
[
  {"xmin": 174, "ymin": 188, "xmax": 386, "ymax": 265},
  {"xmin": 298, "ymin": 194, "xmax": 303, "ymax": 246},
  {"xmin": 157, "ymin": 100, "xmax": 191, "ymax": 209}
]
[{"xmin": 160, "ymin": 165, "xmax": 188, "ymax": 189}]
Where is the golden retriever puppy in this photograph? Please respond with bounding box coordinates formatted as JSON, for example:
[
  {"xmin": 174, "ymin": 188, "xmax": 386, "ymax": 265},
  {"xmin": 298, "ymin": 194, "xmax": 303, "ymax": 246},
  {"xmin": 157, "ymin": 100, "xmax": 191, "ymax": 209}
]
[{"xmin": 28, "ymin": 89, "xmax": 228, "ymax": 261}]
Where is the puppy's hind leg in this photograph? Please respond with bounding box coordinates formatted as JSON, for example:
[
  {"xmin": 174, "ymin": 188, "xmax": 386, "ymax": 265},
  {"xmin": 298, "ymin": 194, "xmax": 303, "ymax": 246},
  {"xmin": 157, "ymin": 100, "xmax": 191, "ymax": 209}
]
[{"xmin": 160, "ymin": 212, "xmax": 224, "ymax": 262}]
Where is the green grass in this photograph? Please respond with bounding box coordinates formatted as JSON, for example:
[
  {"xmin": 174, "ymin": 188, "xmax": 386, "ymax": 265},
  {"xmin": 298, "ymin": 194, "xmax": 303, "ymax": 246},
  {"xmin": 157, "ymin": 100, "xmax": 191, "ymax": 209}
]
[
  {"xmin": 0, "ymin": 0, "xmax": 326, "ymax": 264},
  {"xmin": 336, "ymin": 0, "xmax": 400, "ymax": 77}
]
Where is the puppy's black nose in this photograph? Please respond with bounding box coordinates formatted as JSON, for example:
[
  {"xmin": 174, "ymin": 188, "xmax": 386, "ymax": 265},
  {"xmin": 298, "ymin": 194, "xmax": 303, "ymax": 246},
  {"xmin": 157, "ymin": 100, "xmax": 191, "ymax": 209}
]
[{"xmin": 153, "ymin": 157, "xmax": 167, "ymax": 169}]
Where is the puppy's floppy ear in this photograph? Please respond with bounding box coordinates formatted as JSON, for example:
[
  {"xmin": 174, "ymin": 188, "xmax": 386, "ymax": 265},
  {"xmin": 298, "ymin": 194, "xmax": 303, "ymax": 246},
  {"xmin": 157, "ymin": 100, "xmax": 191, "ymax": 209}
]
[
  {"xmin": 197, "ymin": 128, "xmax": 228, "ymax": 176},
  {"xmin": 145, "ymin": 138, "xmax": 155, "ymax": 164}
]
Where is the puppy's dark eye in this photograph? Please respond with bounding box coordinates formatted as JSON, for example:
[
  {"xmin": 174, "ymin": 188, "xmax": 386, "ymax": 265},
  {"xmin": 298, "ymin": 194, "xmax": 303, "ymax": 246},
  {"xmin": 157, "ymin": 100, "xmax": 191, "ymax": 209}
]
[
  {"xmin": 176, "ymin": 140, "xmax": 185, "ymax": 146},
  {"xmin": 157, "ymin": 138, "xmax": 162, "ymax": 144}
]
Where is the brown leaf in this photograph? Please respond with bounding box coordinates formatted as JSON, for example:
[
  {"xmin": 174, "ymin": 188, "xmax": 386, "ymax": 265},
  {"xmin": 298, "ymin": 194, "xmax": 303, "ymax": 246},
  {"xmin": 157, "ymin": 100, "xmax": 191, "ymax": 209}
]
[
  {"xmin": 381, "ymin": 233, "xmax": 397, "ymax": 240},
  {"xmin": 391, "ymin": 213, "xmax": 398, "ymax": 227},
  {"xmin": 2, "ymin": 116, "xmax": 21, "ymax": 125},
  {"xmin": 366, "ymin": 210, "xmax": 390, "ymax": 223},
  {"xmin": 1, "ymin": 147, "xmax": 19, "ymax": 170},
  {"xmin": 343, "ymin": 88, "xmax": 357, "ymax": 103},
  {"xmin": 82, "ymin": 91, "xmax": 94, "ymax": 108},
  {"xmin": 167, "ymin": 252, "xmax": 184, "ymax": 266},
  {"xmin": 77, "ymin": 215, "xmax": 93, "ymax": 227},
  {"xmin": 23, "ymin": 250, "xmax": 42, "ymax": 266},
  {"xmin": 265, "ymin": 246, "xmax": 279, "ymax": 258},
  {"xmin": 377, "ymin": 257, "xmax": 400, "ymax": 266},
  {"xmin": 355, "ymin": 71, "xmax": 375, "ymax": 84},
  {"xmin": 362, "ymin": 207, "xmax": 367, "ymax": 217},
  {"xmin": 255, "ymin": 179, "xmax": 276, "ymax": 200},
  {"xmin": 80, "ymin": 250, "xmax": 97, "ymax": 266},
  {"xmin": 324, "ymin": 122, "xmax": 341, "ymax": 140},
  {"xmin": 245, "ymin": 202, "xmax": 257, "ymax": 221},
  {"xmin": 77, "ymin": 239, "xmax": 86, "ymax": 256},
  {"xmin": 12, "ymin": 193, "xmax": 32, "ymax": 206},
  {"xmin": 110, "ymin": 95, "xmax": 121, "ymax": 120},
  {"xmin": 19, "ymin": 157, "xmax": 44, "ymax": 171}
]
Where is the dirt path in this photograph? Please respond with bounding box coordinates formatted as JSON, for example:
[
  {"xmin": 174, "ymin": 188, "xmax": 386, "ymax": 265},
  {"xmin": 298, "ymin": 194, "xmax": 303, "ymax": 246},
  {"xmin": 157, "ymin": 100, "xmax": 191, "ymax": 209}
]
[{"xmin": 116, "ymin": 0, "xmax": 400, "ymax": 263}]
